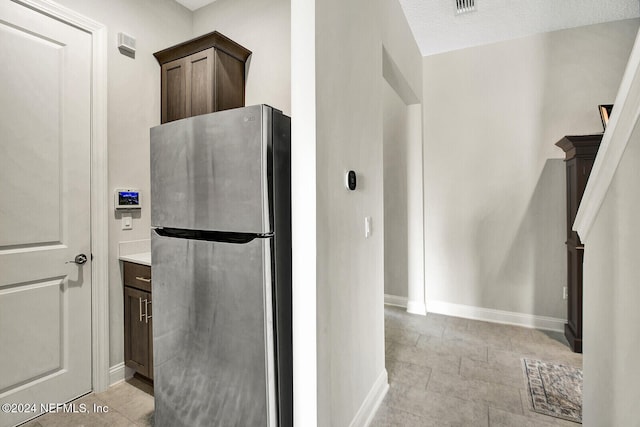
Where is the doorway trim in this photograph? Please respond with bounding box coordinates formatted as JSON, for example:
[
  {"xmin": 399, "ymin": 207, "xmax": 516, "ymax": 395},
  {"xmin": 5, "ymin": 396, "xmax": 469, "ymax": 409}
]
[{"xmin": 14, "ymin": 0, "xmax": 110, "ymax": 392}]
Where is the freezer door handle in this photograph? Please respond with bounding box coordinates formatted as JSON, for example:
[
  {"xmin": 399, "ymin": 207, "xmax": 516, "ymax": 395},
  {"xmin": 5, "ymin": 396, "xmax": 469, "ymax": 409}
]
[{"xmin": 153, "ymin": 227, "xmax": 270, "ymax": 243}]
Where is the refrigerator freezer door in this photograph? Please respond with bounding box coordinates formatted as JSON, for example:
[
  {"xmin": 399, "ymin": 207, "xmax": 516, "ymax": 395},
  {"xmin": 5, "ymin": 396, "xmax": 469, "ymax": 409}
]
[
  {"xmin": 151, "ymin": 105, "xmax": 272, "ymax": 233},
  {"xmin": 152, "ymin": 231, "xmax": 277, "ymax": 427}
]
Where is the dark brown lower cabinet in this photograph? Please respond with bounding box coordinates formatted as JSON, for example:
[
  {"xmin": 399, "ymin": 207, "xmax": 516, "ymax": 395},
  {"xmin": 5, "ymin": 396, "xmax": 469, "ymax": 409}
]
[{"xmin": 123, "ymin": 262, "xmax": 153, "ymax": 381}]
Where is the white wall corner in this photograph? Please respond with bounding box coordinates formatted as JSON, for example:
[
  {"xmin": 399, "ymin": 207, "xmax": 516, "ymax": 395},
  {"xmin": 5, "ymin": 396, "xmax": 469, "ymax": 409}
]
[
  {"xmin": 384, "ymin": 294, "xmax": 408, "ymax": 308},
  {"xmin": 406, "ymin": 300, "xmax": 427, "ymax": 316},
  {"xmin": 382, "ymin": 47, "xmax": 419, "ymax": 106},
  {"xmin": 291, "ymin": 0, "xmax": 317, "ymax": 424},
  {"xmin": 426, "ymin": 300, "xmax": 566, "ymax": 332},
  {"xmin": 348, "ymin": 369, "xmax": 389, "ymax": 427},
  {"xmin": 574, "ymin": 27, "xmax": 640, "ymax": 243}
]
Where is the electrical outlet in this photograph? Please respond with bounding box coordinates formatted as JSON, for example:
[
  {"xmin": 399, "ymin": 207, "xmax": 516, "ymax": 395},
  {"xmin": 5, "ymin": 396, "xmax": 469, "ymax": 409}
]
[{"xmin": 563, "ymin": 286, "xmax": 568, "ymax": 300}]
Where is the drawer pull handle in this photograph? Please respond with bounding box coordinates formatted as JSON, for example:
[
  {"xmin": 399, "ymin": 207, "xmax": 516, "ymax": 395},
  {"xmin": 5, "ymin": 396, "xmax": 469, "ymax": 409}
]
[
  {"xmin": 136, "ymin": 276, "xmax": 152, "ymax": 283},
  {"xmin": 139, "ymin": 297, "xmax": 144, "ymax": 322},
  {"xmin": 145, "ymin": 299, "xmax": 152, "ymax": 323}
]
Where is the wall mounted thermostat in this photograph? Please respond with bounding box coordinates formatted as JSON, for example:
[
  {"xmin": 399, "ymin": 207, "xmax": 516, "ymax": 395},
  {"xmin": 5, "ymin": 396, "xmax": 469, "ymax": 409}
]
[
  {"xmin": 345, "ymin": 170, "xmax": 357, "ymax": 191},
  {"xmin": 115, "ymin": 189, "xmax": 141, "ymax": 210}
]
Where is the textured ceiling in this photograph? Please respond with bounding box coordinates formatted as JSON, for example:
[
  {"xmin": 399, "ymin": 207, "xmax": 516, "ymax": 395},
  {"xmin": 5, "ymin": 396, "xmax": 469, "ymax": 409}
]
[
  {"xmin": 176, "ymin": 0, "xmax": 640, "ymax": 56},
  {"xmin": 400, "ymin": 0, "xmax": 640, "ymax": 56}
]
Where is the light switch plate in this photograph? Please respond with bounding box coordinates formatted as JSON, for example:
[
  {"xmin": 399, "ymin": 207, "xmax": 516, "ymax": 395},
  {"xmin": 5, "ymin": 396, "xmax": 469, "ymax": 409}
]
[{"xmin": 122, "ymin": 214, "xmax": 133, "ymax": 230}]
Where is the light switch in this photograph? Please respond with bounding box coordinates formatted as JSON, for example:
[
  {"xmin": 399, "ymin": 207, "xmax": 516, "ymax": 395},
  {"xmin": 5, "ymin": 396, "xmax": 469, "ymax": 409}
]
[
  {"xmin": 365, "ymin": 216, "xmax": 371, "ymax": 238},
  {"xmin": 122, "ymin": 214, "xmax": 133, "ymax": 230}
]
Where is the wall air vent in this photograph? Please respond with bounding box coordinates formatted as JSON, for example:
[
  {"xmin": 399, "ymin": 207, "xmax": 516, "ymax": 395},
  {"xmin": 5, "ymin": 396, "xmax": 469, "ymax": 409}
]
[
  {"xmin": 456, "ymin": 0, "xmax": 476, "ymax": 14},
  {"xmin": 118, "ymin": 32, "xmax": 136, "ymax": 58}
]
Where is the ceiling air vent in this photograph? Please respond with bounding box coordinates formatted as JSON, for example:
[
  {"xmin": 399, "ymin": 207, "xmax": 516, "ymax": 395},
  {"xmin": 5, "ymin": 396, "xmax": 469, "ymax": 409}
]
[{"xmin": 456, "ymin": 0, "xmax": 476, "ymax": 14}]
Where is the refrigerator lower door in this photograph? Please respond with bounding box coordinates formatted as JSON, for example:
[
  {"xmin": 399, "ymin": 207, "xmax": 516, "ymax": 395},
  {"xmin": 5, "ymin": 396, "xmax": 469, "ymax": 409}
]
[{"xmin": 152, "ymin": 231, "xmax": 277, "ymax": 427}]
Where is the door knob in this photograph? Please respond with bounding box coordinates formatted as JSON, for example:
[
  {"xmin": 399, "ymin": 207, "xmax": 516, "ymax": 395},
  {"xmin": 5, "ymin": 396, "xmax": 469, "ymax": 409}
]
[{"xmin": 66, "ymin": 254, "xmax": 88, "ymax": 265}]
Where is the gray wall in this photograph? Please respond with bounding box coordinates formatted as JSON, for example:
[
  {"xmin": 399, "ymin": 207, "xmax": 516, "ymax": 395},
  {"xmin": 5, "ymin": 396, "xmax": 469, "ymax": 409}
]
[
  {"xmin": 314, "ymin": 0, "xmax": 423, "ymax": 423},
  {"xmin": 315, "ymin": 0, "xmax": 384, "ymax": 420},
  {"xmin": 54, "ymin": 0, "xmax": 291, "ymax": 371},
  {"xmin": 383, "ymin": 80, "xmax": 409, "ymax": 298},
  {"xmin": 582, "ymin": 120, "xmax": 640, "ymax": 426},
  {"xmin": 422, "ymin": 19, "xmax": 639, "ymax": 319},
  {"xmin": 192, "ymin": 0, "xmax": 291, "ymax": 115},
  {"xmin": 53, "ymin": 0, "xmax": 192, "ymax": 368}
]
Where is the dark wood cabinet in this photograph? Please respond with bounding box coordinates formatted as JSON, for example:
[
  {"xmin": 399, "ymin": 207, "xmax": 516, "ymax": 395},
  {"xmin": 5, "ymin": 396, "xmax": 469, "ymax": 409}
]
[
  {"xmin": 556, "ymin": 134, "xmax": 602, "ymax": 353},
  {"xmin": 123, "ymin": 262, "xmax": 153, "ymax": 381},
  {"xmin": 154, "ymin": 31, "xmax": 251, "ymax": 124}
]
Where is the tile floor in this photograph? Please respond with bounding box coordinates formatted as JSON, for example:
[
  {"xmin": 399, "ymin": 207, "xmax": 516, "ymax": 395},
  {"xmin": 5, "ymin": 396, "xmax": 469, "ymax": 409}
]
[
  {"xmin": 19, "ymin": 306, "xmax": 581, "ymax": 427},
  {"xmin": 371, "ymin": 305, "xmax": 583, "ymax": 426},
  {"xmin": 20, "ymin": 377, "xmax": 153, "ymax": 427}
]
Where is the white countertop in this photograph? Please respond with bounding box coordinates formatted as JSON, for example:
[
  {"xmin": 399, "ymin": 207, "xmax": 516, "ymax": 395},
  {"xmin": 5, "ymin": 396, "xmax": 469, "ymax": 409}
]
[{"xmin": 119, "ymin": 252, "xmax": 151, "ymax": 266}]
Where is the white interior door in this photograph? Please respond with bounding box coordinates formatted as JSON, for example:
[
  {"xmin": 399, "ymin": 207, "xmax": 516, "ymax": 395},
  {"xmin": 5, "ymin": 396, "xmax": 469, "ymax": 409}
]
[{"xmin": 0, "ymin": 1, "xmax": 92, "ymax": 426}]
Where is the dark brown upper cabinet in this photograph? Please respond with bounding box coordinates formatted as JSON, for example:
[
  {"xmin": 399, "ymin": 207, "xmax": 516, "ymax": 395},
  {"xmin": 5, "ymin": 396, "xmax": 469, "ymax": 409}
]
[{"xmin": 154, "ymin": 31, "xmax": 251, "ymax": 124}]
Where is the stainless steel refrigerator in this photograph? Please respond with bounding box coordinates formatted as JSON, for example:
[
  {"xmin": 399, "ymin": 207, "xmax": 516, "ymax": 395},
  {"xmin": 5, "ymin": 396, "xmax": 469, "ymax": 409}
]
[{"xmin": 150, "ymin": 105, "xmax": 292, "ymax": 427}]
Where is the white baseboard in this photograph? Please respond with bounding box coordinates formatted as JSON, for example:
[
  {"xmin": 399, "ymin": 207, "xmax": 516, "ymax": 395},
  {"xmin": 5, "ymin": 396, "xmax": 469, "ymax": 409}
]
[
  {"xmin": 426, "ymin": 300, "xmax": 565, "ymax": 332},
  {"xmin": 109, "ymin": 362, "xmax": 135, "ymax": 387},
  {"xmin": 349, "ymin": 369, "xmax": 389, "ymax": 427},
  {"xmin": 109, "ymin": 362, "xmax": 126, "ymax": 386},
  {"xmin": 384, "ymin": 294, "xmax": 407, "ymax": 308}
]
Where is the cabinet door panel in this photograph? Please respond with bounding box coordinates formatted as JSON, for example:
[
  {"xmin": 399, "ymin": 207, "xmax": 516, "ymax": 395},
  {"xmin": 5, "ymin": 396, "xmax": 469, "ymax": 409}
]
[
  {"xmin": 566, "ymin": 160, "xmax": 576, "ymax": 241},
  {"xmin": 577, "ymin": 159, "xmax": 595, "ymax": 208},
  {"xmin": 215, "ymin": 49, "xmax": 245, "ymax": 111},
  {"xmin": 564, "ymin": 245, "xmax": 583, "ymax": 352},
  {"xmin": 566, "ymin": 247, "xmax": 576, "ymax": 332},
  {"xmin": 162, "ymin": 57, "xmax": 187, "ymax": 123},
  {"xmin": 124, "ymin": 286, "xmax": 151, "ymax": 378},
  {"xmin": 189, "ymin": 48, "xmax": 214, "ymax": 117}
]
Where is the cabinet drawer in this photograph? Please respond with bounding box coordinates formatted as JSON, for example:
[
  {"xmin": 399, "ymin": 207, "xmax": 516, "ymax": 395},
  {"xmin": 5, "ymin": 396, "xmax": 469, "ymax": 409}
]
[{"xmin": 123, "ymin": 262, "xmax": 152, "ymax": 292}]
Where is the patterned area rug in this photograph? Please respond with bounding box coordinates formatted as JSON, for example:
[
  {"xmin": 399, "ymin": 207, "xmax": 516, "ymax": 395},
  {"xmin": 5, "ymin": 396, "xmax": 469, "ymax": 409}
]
[{"xmin": 522, "ymin": 358, "xmax": 583, "ymax": 423}]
